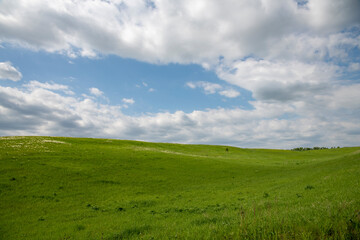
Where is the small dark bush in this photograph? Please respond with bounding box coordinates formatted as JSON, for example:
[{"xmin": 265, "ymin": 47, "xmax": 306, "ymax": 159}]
[
  {"xmin": 86, "ymin": 203, "xmax": 99, "ymax": 210},
  {"xmin": 76, "ymin": 225, "xmax": 85, "ymax": 231}
]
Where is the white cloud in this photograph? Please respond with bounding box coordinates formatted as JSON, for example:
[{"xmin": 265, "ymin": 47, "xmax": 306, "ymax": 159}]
[
  {"xmin": 316, "ymin": 84, "xmax": 360, "ymax": 110},
  {"xmin": 122, "ymin": 98, "xmax": 135, "ymax": 104},
  {"xmin": 219, "ymin": 89, "xmax": 240, "ymax": 98},
  {"xmin": 187, "ymin": 81, "xmax": 221, "ymax": 94},
  {"xmin": 216, "ymin": 59, "xmax": 339, "ymax": 101},
  {"xmin": 25, "ymin": 80, "xmax": 74, "ymax": 95},
  {"xmin": 89, "ymin": 87, "xmax": 103, "ymax": 97},
  {"xmin": 186, "ymin": 82, "xmax": 196, "ymax": 89},
  {"xmin": 0, "ymin": 82, "xmax": 359, "ymax": 148},
  {"xmin": 136, "ymin": 81, "xmax": 155, "ymax": 92},
  {"xmin": 0, "ymin": 61, "xmax": 22, "ymax": 81},
  {"xmin": 349, "ymin": 63, "xmax": 360, "ymax": 71},
  {"xmin": 187, "ymin": 81, "xmax": 240, "ymax": 98},
  {"xmin": 188, "ymin": 81, "xmax": 222, "ymax": 94}
]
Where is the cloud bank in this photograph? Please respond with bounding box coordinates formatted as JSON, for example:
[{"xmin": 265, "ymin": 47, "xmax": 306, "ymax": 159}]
[
  {"xmin": 0, "ymin": 81, "xmax": 359, "ymax": 148},
  {"xmin": 1, "ymin": 0, "xmax": 359, "ymax": 63}
]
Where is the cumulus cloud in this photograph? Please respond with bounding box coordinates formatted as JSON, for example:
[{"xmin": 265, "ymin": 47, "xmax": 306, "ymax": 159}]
[
  {"xmin": 187, "ymin": 81, "xmax": 240, "ymax": 98},
  {"xmin": 121, "ymin": 98, "xmax": 135, "ymax": 108},
  {"xmin": 216, "ymin": 59, "xmax": 340, "ymax": 101},
  {"xmin": 0, "ymin": 82, "xmax": 122, "ymax": 136},
  {"xmin": 0, "ymin": 81, "xmax": 359, "ymax": 148},
  {"xmin": 0, "ymin": 61, "xmax": 22, "ymax": 81},
  {"xmin": 25, "ymin": 80, "xmax": 74, "ymax": 95},
  {"xmin": 187, "ymin": 81, "xmax": 222, "ymax": 94},
  {"xmin": 122, "ymin": 98, "xmax": 135, "ymax": 104},
  {"xmin": 89, "ymin": 87, "xmax": 103, "ymax": 97},
  {"xmin": 219, "ymin": 89, "xmax": 240, "ymax": 98}
]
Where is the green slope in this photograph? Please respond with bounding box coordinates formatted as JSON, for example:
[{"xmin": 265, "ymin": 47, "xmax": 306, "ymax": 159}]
[{"xmin": 0, "ymin": 136, "xmax": 359, "ymax": 239}]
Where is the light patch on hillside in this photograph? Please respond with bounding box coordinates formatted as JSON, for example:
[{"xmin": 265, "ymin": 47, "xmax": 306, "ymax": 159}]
[
  {"xmin": 131, "ymin": 146, "xmax": 208, "ymax": 158},
  {"xmin": 42, "ymin": 140, "xmax": 68, "ymax": 144}
]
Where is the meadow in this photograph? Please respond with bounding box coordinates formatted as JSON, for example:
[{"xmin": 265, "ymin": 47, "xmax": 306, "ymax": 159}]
[{"xmin": 0, "ymin": 136, "xmax": 359, "ymax": 239}]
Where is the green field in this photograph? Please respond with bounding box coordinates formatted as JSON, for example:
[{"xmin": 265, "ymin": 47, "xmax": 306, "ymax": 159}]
[{"xmin": 0, "ymin": 136, "xmax": 359, "ymax": 239}]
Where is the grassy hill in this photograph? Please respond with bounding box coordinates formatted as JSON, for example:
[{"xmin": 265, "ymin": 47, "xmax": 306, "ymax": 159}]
[{"xmin": 0, "ymin": 136, "xmax": 359, "ymax": 239}]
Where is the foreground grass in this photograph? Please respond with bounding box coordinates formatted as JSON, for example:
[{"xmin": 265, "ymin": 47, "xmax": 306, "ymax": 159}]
[{"xmin": 0, "ymin": 136, "xmax": 359, "ymax": 239}]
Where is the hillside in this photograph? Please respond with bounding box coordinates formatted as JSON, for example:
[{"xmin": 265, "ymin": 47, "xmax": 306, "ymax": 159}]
[{"xmin": 0, "ymin": 136, "xmax": 359, "ymax": 239}]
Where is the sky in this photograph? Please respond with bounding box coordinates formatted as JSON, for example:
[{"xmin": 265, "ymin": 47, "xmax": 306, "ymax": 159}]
[{"xmin": 0, "ymin": 0, "xmax": 360, "ymax": 149}]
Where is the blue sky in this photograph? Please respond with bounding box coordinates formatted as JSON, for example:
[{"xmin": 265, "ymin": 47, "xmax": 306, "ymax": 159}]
[{"xmin": 0, "ymin": 0, "xmax": 359, "ymax": 148}]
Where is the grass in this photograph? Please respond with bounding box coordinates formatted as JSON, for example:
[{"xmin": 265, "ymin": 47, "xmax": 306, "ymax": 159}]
[{"xmin": 0, "ymin": 136, "xmax": 359, "ymax": 239}]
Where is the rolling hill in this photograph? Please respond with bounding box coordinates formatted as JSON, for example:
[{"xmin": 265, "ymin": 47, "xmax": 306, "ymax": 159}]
[{"xmin": 0, "ymin": 136, "xmax": 359, "ymax": 239}]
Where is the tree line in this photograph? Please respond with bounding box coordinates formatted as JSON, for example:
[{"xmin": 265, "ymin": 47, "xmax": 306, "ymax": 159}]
[{"xmin": 291, "ymin": 146, "xmax": 340, "ymax": 151}]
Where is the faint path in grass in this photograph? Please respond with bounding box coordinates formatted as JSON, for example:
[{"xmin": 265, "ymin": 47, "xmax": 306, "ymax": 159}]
[
  {"xmin": 349, "ymin": 149, "xmax": 360, "ymax": 155},
  {"xmin": 130, "ymin": 146, "xmax": 209, "ymax": 158},
  {"xmin": 42, "ymin": 140, "xmax": 68, "ymax": 144}
]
